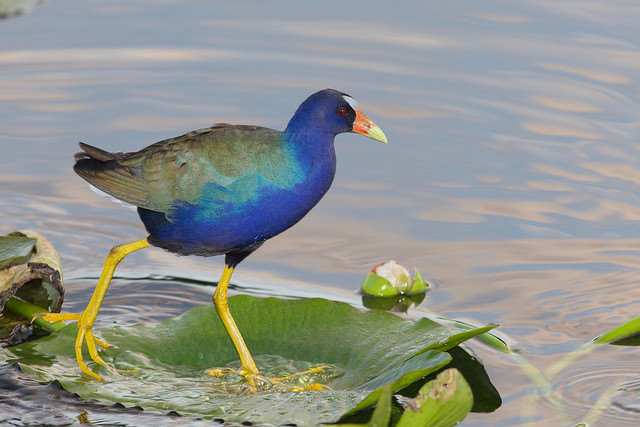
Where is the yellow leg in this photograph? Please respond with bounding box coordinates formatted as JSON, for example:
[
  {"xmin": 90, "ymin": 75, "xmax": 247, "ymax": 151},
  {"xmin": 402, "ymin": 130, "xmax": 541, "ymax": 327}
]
[
  {"xmin": 208, "ymin": 264, "xmax": 260, "ymax": 389},
  {"xmin": 34, "ymin": 238, "xmax": 150, "ymax": 380},
  {"xmin": 205, "ymin": 264, "xmax": 331, "ymax": 393}
]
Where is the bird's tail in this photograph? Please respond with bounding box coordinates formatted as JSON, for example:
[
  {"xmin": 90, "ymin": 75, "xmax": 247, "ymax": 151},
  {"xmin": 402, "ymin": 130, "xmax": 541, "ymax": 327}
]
[{"xmin": 73, "ymin": 142, "xmax": 126, "ymax": 162}]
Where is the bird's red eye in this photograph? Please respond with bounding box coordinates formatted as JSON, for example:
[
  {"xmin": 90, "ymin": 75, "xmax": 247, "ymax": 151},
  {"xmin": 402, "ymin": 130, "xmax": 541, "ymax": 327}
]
[{"xmin": 337, "ymin": 107, "xmax": 349, "ymax": 117}]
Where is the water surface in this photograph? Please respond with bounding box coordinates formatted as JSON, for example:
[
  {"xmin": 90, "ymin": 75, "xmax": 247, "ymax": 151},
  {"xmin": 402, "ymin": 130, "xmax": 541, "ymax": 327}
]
[{"xmin": 2, "ymin": 1, "xmax": 640, "ymax": 425}]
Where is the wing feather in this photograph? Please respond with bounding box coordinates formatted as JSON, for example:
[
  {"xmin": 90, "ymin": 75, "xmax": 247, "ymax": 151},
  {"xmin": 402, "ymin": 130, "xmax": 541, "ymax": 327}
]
[{"xmin": 73, "ymin": 124, "xmax": 287, "ymax": 213}]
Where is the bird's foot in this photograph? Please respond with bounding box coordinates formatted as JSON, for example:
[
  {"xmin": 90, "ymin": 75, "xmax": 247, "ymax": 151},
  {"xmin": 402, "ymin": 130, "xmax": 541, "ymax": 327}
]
[
  {"xmin": 270, "ymin": 365, "xmax": 332, "ymax": 391},
  {"xmin": 32, "ymin": 312, "xmax": 136, "ymax": 380},
  {"xmin": 205, "ymin": 364, "xmax": 332, "ymax": 393}
]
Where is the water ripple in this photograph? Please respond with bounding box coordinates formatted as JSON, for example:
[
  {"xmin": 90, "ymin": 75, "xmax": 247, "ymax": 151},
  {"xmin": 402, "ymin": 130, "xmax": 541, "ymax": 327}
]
[{"xmin": 550, "ymin": 362, "xmax": 640, "ymax": 425}]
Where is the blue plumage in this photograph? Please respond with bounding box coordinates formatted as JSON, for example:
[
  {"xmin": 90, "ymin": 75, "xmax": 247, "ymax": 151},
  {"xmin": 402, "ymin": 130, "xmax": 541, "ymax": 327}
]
[{"xmin": 74, "ymin": 88, "xmax": 386, "ymax": 266}]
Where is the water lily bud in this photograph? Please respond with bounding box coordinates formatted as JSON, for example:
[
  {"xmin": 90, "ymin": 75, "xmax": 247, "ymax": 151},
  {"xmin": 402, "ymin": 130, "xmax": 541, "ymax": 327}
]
[
  {"xmin": 374, "ymin": 261, "xmax": 413, "ymax": 293},
  {"xmin": 361, "ymin": 261, "xmax": 429, "ymax": 297}
]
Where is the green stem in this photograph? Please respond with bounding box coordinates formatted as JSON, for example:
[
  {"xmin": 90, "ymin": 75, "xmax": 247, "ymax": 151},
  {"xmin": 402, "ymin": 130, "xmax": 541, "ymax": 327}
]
[{"xmin": 4, "ymin": 296, "xmax": 67, "ymax": 332}]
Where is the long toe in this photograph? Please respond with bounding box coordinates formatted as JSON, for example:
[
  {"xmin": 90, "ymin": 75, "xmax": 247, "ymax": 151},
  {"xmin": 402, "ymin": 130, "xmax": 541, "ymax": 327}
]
[
  {"xmin": 205, "ymin": 365, "xmax": 332, "ymax": 394},
  {"xmin": 39, "ymin": 311, "xmax": 119, "ymax": 380},
  {"xmin": 273, "ymin": 365, "xmax": 331, "ymax": 382},
  {"xmin": 74, "ymin": 327, "xmax": 103, "ymax": 380},
  {"xmin": 84, "ymin": 329, "xmax": 111, "ymax": 369},
  {"xmin": 289, "ymin": 383, "xmax": 332, "ymax": 392}
]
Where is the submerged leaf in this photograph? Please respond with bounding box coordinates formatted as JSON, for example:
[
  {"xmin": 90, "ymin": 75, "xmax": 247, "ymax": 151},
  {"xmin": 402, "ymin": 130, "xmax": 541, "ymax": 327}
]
[{"xmin": 1, "ymin": 296, "xmax": 494, "ymax": 424}]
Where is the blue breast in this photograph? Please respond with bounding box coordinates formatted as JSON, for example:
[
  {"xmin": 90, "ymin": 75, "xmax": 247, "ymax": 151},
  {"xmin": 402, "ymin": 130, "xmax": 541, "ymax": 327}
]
[{"xmin": 139, "ymin": 141, "xmax": 336, "ymax": 256}]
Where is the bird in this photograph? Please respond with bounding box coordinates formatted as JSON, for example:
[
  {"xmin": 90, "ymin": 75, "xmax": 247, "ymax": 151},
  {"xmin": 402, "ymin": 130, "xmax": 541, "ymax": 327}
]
[{"xmin": 36, "ymin": 88, "xmax": 387, "ymax": 391}]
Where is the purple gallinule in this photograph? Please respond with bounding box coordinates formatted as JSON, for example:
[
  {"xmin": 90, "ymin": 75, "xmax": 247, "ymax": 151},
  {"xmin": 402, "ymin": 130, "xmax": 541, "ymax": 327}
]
[{"xmin": 37, "ymin": 88, "xmax": 387, "ymax": 391}]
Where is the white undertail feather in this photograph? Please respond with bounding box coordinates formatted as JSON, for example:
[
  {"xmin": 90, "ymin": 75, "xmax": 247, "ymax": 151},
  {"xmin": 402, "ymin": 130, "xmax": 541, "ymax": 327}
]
[{"xmin": 89, "ymin": 185, "xmax": 137, "ymax": 211}]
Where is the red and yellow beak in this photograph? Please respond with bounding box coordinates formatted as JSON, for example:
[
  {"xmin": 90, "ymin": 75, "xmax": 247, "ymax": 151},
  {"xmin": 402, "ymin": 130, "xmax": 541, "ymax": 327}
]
[{"xmin": 352, "ymin": 109, "xmax": 388, "ymax": 143}]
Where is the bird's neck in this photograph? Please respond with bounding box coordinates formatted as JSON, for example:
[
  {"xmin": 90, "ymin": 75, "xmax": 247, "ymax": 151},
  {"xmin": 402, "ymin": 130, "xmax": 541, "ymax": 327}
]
[{"xmin": 282, "ymin": 123, "xmax": 337, "ymax": 192}]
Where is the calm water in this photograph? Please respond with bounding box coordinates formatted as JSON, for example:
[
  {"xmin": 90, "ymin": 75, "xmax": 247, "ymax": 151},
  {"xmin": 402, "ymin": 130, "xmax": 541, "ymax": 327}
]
[{"xmin": 2, "ymin": 1, "xmax": 640, "ymax": 425}]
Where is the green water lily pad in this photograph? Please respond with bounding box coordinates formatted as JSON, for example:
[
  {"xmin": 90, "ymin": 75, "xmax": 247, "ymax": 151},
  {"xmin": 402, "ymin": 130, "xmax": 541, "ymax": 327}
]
[{"xmin": 1, "ymin": 296, "xmax": 495, "ymax": 424}]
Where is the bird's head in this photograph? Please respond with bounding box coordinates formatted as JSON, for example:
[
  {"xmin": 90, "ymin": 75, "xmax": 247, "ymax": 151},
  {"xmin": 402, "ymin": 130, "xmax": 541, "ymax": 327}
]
[{"xmin": 288, "ymin": 89, "xmax": 388, "ymax": 144}]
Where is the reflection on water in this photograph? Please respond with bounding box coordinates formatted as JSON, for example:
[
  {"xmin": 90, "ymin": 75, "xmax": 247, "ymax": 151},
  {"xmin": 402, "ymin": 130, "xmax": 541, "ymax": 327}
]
[
  {"xmin": 2, "ymin": 0, "xmax": 640, "ymax": 425},
  {"xmin": 0, "ymin": 364, "xmax": 208, "ymax": 426},
  {"xmin": 550, "ymin": 362, "xmax": 640, "ymax": 426}
]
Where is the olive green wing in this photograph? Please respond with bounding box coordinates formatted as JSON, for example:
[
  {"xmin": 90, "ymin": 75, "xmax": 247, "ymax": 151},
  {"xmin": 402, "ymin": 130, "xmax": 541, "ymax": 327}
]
[{"xmin": 73, "ymin": 124, "xmax": 285, "ymax": 213}]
